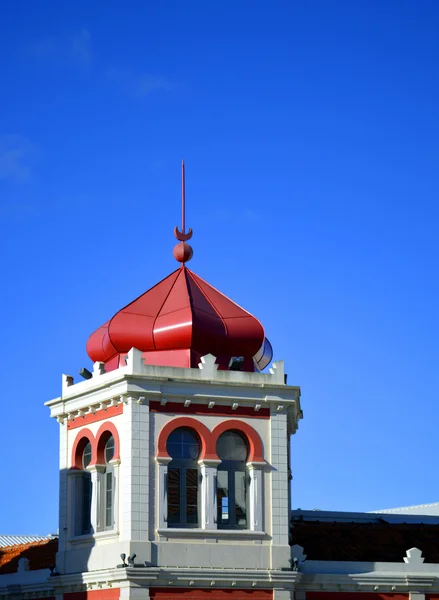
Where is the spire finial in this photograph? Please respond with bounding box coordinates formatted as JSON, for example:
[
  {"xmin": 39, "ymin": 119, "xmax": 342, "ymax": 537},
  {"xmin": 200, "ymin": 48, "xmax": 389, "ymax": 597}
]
[{"xmin": 173, "ymin": 159, "xmax": 193, "ymax": 263}]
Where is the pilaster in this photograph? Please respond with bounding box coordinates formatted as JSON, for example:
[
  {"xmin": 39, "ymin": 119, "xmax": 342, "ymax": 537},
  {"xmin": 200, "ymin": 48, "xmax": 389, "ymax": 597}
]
[
  {"xmin": 248, "ymin": 462, "xmax": 264, "ymax": 531},
  {"xmin": 120, "ymin": 396, "xmax": 150, "ymax": 543},
  {"xmin": 199, "ymin": 459, "xmax": 220, "ymax": 529}
]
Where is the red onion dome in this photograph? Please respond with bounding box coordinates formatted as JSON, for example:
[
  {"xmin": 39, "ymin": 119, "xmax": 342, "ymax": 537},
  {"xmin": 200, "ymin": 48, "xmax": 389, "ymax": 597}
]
[{"xmin": 86, "ymin": 266, "xmax": 268, "ymax": 372}]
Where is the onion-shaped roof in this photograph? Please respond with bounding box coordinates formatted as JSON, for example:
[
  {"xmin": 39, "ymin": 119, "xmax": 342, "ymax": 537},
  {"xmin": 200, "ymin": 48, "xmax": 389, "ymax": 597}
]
[{"xmin": 86, "ymin": 265, "xmax": 268, "ymax": 372}]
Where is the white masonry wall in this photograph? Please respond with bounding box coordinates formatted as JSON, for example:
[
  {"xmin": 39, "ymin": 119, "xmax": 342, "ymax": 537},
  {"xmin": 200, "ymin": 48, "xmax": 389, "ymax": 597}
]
[{"xmin": 47, "ymin": 350, "xmax": 301, "ymax": 575}]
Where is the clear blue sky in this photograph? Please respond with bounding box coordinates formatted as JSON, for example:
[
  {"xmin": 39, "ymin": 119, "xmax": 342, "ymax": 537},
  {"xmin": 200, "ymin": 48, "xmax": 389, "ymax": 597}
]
[{"xmin": 1, "ymin": 0, "xmax": 439, "ymax": 534}]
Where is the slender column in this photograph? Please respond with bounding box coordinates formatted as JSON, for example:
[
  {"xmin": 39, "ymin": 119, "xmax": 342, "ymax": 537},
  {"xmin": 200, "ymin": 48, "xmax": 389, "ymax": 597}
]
[
  {"xmin": 247, "ymin": 462, "xmax": 265, "ymax": 531},
  {"xmin": 87, "ymin": 465, "xmax": 105, "ymax": 533},
  {"xmin": 156, "ymin": 457, "xmax": 171, "ymax": 530},
  {"xmin": 199, "ymin": 459, "xmax": 221, "ymax": 529},
  {"xmin": 109, "ymin": 458, "xmax": 121, "ymax": 532}
]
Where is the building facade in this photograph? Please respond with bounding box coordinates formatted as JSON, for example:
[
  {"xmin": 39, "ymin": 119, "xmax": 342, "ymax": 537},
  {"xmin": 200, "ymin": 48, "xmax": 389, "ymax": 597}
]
[{"xmin": 1, "ymin": 175, "xmax": 439, "ymax": 600}]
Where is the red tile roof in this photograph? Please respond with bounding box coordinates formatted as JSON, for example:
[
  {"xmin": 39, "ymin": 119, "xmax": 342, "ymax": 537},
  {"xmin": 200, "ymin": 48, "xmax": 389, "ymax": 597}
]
[
  {"xmin": 0, "ymin": 537, "xmax": 58, "ymax": 574},
  {"xmin": 290, "ymin": 520, "xmax": 439, "ymax": 562}
]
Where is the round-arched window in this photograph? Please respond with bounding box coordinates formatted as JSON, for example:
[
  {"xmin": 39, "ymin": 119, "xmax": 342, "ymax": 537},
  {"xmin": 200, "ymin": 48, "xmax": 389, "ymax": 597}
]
[
  {"xmin": 105, "ymin": 435, "xmax": 115, "ymax": 463},
  {"xmin": 216, "ymin": 430, "xmax": 249, "ymax": 530},
  {"xmin": 216, "ymin": 431, "xmax": 248, "ymax": 462},
  {"xmin": 82, "ymin": 441, "xmax": 92, "ymax": 469},
  {"xmin": 166, "ymin": 427, "xmax": 200, "ymax": 460},
  {"xmin": 166, "ymin": 427, "xmax": 200, "ymax": 528}
]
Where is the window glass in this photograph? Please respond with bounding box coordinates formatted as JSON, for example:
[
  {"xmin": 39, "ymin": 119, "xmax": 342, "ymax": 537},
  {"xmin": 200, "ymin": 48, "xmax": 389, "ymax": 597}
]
[
  {"xmin": 234, "ymin": 471, "xmax": 247, "ymax": 526},
  {"xmin": 186, "ymin": 469, "xmax": 199, "ymax": 524},
  {"xmin": 167, "ymin": 467, "xmax": 181, "ymax": 525},
  {"xmin": 217, "ymin": 470, "xmax": 229, "ymax": 525},
  {"xmin": 166, "ymin": 428, "xmax": 200, "ymax": 460},
  {"xmin": 105, "ymin": 471, "xmax": 113, "ymax": 528},
  {"xmin": 166, "ymin": 428, "xmax": 200, "ymax": 528},
  {"xmin": 216, "ymin": 430, "xmax": 249, "ymax": 529},
  {"xmin": 216, "ymin": 431, "xmax": 248, "ymax": 461},
  {"xmin": 104, "ymin": 435, "xmax": 115, "ymax": 463},
  {"xmin": 82, "ymin": 441, "xmax": 92, "ymax": 469}
]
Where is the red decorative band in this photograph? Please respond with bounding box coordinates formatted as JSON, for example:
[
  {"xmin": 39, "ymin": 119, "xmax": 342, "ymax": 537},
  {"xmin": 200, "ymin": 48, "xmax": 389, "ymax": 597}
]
[
  {"xmin": 150, "ymin": 589, "xmax": 272, "ymax": 600},
  {"xmin": 64, "ymin": 591, "xmax": 120, "ymax": 600},
  {"xmin": 150, "ymin": 401, "xmax": 269, "ymax": 419},
  {"xmin": 67, "ymin": 404, "xmax": 123, "ymax": 429},
  {"xmin": 307, "ymin": 594, "xmax": 408, "ymax": 600}
]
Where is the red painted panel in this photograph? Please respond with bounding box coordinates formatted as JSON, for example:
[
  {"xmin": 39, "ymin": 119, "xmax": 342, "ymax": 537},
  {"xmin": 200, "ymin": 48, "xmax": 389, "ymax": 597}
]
[
  {"xmin": 158, "ymin": 269, "xmax": 190, "ymax": 315},
  {"xmin": 153, "ymin": 307, "xmax": 193, "ymax": 349},
  {"xmin": 64, "ymin": 590, "xmax": 119, "ymax": 600},
  {"xmin": 150, "ymin": 401, "xmax": 270, "ymax": 419},
  {"xmin": 188, "ymin": 270, "xmax": 251, "ymax": 318},
  {"xmin": 109, "ymin": 313, "xmax": 155, "ymax": 351},
  {"xmin": 307, "ymin": 593, "xmax": 408, "ymax": 600},
  {"xmin": 186, "ymin": 270, "xmax": 223, "ymax": 318},
  {"xmin": 143, "ymin": 349, "xmax": 192, "ymax": 368},
  {"xmin": 150, "ymin": 589, "xmax": 272, "ymax": 600},
  {"xmin": 68, "ymin": 404, "xmax": 123, "ymax": 430}
]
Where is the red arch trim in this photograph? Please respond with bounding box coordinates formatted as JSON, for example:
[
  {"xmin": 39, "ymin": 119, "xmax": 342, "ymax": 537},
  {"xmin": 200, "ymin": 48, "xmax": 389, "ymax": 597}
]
[
  {"xmin": 94, "ymin": 421, "xmax": 121, "ymax": 465},
  {"xmin": 157, "ymin": 417, "xmax": 216, "ymax": 460},
  {"xmin": 211, "ymin": 420, "xmax": 264, "ymax": 463},
  {"xmin": 71, "ymin": 428, "xmax": 95, "ymax": 469}
]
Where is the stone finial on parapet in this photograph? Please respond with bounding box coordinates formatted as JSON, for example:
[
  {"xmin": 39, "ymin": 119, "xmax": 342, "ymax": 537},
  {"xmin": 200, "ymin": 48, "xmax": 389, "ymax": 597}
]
[
  {"xmin": 290, "ymin": 544, "xmax": 307, "ymax": 571},
  {"xmin": 404, "ymin": 547, "xmax": 425, "ymax": 565},
  {"xmin": 62, "ymin": 374, "xmax": 74, "ymax": 391},
  {"xmin": 198, "ymin": 354, "xmax": 219, "ymax": 378},
  {"xmin": 269, "ymin": 360, "xmax": 285, "ymax": 384},
  {"xmin": 125, "ymin": 348, "xmax": 145, "ymax": 374},
  {"xmin": 93, "ymin": 361, "xmax": 106, "ymax": 376}
]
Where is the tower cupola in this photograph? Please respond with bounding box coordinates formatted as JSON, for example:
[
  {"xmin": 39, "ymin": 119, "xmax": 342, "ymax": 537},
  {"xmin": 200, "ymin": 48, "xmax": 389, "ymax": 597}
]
[{"xmin": 87, "ymin": 161, "xmax": 272, "ymax": 373}]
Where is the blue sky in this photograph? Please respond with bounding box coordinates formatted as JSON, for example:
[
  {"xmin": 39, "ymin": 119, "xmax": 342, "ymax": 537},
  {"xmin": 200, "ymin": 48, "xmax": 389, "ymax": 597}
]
[{"xmin": 1, "ymin": 0, "xmax": 439, "ymax": 534}]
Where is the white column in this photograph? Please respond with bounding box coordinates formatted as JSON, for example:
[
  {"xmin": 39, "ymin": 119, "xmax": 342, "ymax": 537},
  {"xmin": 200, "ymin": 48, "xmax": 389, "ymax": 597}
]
[
  {"xmin": 156, "ymin": 457, "xmax": 171, "ymax": 530},
  {"xmin": 199, "ymin": 459, "xmax": 220, "ymax": 529},
  {"xmin": 109, "ymin": 458, "xmax": 121, "ymax": 532},
  {"xmin": 247, "ymin": 462, "xmax": 264, "ymax": 531},
  {"xmin": 87, "ymin": 465, "xmax": 104, "ymax": 533}
]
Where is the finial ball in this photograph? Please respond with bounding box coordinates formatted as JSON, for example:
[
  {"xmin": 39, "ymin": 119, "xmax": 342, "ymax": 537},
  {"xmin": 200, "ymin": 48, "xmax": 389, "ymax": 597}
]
[{"xmin": 173, "ymin": 242, "xmax": 193, "ymax": 263}]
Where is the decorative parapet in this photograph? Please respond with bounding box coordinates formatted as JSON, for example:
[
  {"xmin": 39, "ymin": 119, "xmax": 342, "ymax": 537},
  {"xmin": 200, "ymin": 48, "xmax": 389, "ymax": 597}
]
[
  {"xmin": 404, "ymin": 547, "xmax": 425, "ymax": 565},
  {"xmin": 60, "ymin": 348, "xmax": 290, "ymax": 394},
  {"xmin": 48, "ymin": 349, "xmax": 301, "ymax": 429}
]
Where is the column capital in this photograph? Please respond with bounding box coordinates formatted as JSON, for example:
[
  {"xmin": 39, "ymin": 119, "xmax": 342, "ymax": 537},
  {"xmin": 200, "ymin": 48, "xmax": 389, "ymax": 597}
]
[{"xmin": 198, "ymin": 459, "xmax": 221, "ymax": 467}]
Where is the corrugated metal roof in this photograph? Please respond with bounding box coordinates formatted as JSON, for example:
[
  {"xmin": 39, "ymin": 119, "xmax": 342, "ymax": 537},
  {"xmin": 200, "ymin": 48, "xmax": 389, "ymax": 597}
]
[
  {"xmin": 0, "ymin": 535, "xmax": 56, "ymax": 547},
  {"xmin": 371, "ymin": 502, "xmax": 439, "ymax": 516}
]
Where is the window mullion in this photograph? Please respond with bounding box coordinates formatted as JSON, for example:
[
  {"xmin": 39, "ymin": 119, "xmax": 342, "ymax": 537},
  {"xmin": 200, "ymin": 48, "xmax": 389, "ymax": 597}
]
[
  {"xmin": 229, "ymin": 469, "xmax": 235, "ymax": 528},
  {"xmin": 182, "ymin": 467, "xmax": 187, "ymax": 527}
]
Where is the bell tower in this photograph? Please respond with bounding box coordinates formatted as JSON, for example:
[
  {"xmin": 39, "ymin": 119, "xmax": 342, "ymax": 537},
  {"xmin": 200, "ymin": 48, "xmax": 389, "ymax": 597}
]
[{"xmin": 46, "ymin": 163, "xmax": 302, "ymax": 600}]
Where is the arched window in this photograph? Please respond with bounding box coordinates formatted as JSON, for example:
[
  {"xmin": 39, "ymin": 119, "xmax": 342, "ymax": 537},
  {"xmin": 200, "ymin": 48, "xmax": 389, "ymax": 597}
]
[
  {"xmin": 74, "ymin": 439, "xmax": 92, "ymax": 536},
  {"xmin": 97, "ymin": 433, "xmax": 115, "ymax": 531},
  {"xmin": 216, "ymin": 430, "xmax": 249, "ymax": 529},
  {"xmin": 166, "ymin": 427, "xmax": 200, "ymax": 528}
]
